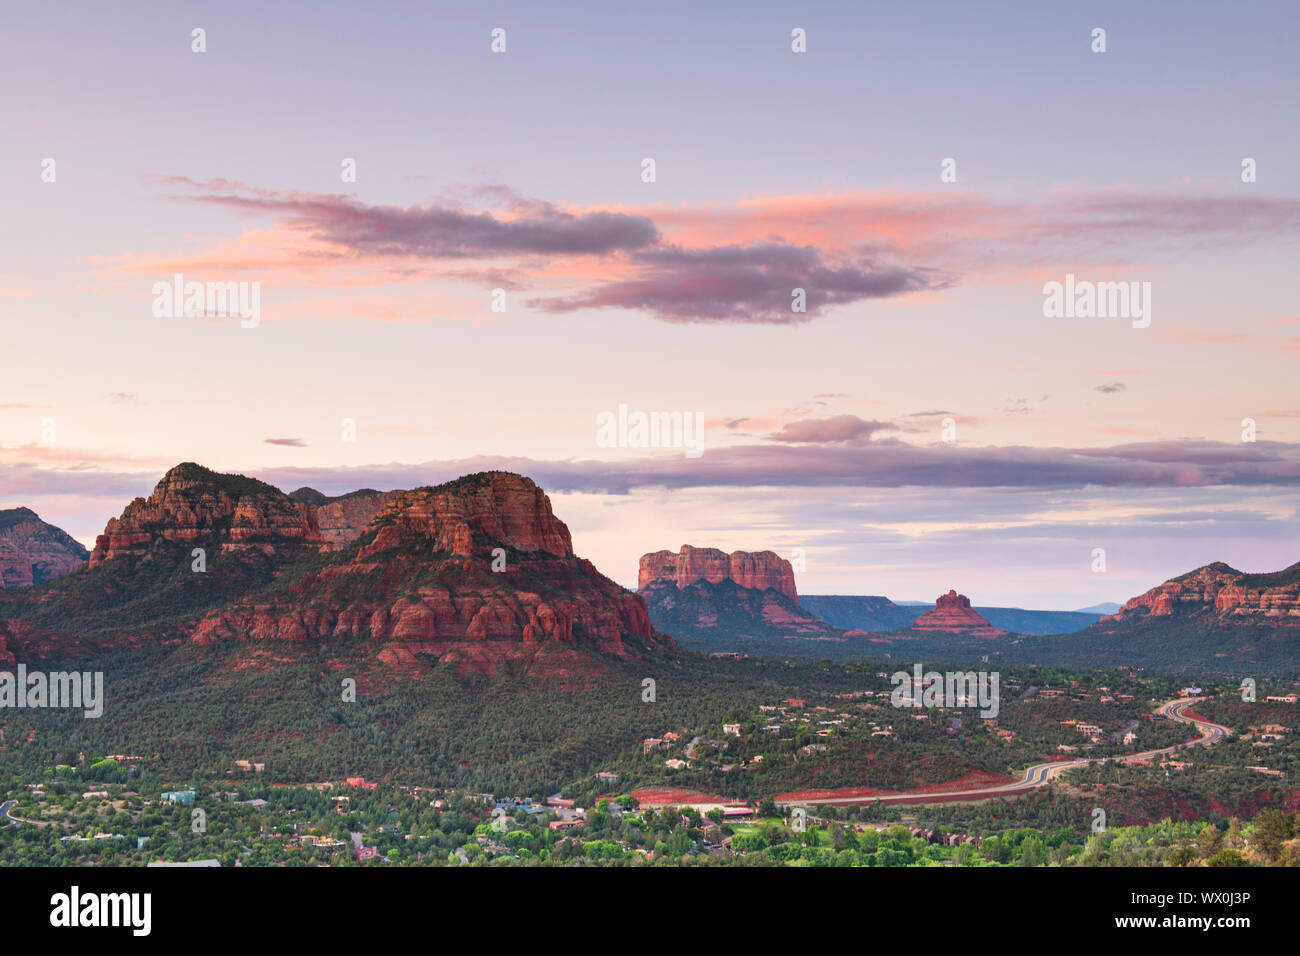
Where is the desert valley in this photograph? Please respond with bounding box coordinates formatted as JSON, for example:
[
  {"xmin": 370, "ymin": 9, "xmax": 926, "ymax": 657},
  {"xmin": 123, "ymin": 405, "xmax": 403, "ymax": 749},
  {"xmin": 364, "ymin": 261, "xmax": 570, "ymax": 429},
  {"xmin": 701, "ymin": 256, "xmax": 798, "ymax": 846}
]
[{"xmin": 0, "ymin": 464, "xmax": 1296, "ymax": 869}]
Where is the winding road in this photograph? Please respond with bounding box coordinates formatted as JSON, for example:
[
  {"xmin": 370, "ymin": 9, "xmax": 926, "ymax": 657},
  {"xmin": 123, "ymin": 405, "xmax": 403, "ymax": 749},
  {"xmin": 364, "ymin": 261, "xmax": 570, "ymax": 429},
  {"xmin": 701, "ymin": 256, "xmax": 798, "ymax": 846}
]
[
  {"xmin": 1, "ymin": 797, "xmax": 53, "ymax": 828},
  {"xmin": 778, "ymin": 698, "xmax": 1229, "ymax": 809}
]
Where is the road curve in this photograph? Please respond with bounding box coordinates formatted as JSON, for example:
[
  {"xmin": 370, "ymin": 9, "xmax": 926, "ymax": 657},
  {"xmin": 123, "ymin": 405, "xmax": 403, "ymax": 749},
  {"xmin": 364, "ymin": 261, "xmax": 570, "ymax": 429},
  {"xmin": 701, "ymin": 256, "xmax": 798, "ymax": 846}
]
[{"xmin": 778, "ymin": 698, "xmax": 1229, "ymax": 809}]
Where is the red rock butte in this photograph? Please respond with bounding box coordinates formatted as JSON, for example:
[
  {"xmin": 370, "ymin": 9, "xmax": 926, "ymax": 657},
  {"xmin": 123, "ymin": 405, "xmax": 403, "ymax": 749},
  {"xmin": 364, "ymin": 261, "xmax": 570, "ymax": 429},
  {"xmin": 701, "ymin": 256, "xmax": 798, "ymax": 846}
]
[
  {"xmin": 910, "ymin": 590, "xmax": 1006, "ymax": 637},
  {"xmin": 186, "ymin": 470, "xmax": 666, "ymax": 658},
  {"xmin": 26, "ymin": 464, "xmax": 671, "ymax": 671},
  {"xmin": 638, "ymin": 545, "xmax": 799, "ymax": 603}
]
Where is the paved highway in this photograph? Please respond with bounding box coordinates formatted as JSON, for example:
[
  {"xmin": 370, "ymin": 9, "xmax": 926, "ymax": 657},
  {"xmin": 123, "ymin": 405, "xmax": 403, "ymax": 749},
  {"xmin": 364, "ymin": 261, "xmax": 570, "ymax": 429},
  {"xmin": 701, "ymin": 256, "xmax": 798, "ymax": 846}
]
[{"xmin": 779, "ymin": 698, "xmax": 1229, "ymax": 809}]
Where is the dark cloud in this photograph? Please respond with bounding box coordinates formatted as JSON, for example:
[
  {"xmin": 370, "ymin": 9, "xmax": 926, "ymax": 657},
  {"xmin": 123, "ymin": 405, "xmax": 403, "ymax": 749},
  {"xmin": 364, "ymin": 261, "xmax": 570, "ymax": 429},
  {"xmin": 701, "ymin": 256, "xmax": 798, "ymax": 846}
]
[
  {"xmin": 1094, "ymin": 382, "xmax": 1126, "ymax": 394},
  {"xmin": 264, "ymin": 438, "xmax": 307, "ymax": 447},
  {"xmin": 166, "ymin": 178, "xmax": 659, "ymax": 258},
  {"xmin": 532, "ymin": 243, "xmax": 949, "ymax": 323}
]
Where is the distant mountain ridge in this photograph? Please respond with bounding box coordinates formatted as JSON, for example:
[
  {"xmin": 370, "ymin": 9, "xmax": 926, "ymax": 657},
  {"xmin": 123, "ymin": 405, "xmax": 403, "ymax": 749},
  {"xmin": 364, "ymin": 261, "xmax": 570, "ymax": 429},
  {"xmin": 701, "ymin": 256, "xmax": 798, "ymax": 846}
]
[
  {"xmin": 798, "ymin": 595, "xmax": 921, "ymax": 631},
  {"xmin": 799, "ymin": 594, "xmax": 1103, "ymax": 636},
  {"xmin": 1075, "ymin": 602, "xmax": 1122, "ymax": 615}
]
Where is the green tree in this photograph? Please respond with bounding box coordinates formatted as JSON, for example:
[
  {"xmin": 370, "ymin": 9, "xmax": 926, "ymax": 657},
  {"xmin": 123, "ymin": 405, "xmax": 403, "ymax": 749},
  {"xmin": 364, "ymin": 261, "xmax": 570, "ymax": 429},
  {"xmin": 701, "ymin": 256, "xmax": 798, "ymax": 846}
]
[
  {"xmin": 1206, "ymin": 849, "xmax": 1246, "ymax": 867},
  {"xmin": 1019, "ymin": 834, "xmax": 1046, "ymax": 867},
  {"xmin": 1250, "ymin": 809, "xmax": 1293, "ymax": 862},
  {"xmin": 1167, "ymin": 845, "xmax": 1195, "ymax": 867},
  {"xmin": 1197, "ymin": 823, "xmax": 1222, "ymax": 860}
]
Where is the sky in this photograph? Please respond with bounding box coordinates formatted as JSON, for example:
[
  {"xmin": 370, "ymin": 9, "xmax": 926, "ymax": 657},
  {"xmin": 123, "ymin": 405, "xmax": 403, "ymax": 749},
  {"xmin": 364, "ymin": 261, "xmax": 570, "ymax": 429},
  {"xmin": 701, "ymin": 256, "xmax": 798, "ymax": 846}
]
[{"xmin": 2, "ymin": 1, "xmax": 1299, "ymax": 609}]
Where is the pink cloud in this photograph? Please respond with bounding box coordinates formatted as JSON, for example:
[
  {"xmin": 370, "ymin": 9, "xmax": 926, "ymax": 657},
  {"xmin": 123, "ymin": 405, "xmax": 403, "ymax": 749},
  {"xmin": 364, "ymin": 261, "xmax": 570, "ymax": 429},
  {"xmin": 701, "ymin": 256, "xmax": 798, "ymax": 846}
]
[{"xmin": 91, "ymin": 179, "xmax": 1300, "ymax": 326}]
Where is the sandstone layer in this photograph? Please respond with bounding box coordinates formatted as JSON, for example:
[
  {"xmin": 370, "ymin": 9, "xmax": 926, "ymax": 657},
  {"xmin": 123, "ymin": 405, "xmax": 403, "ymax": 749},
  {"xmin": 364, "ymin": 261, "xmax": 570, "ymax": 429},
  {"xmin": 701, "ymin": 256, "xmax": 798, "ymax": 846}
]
[{"xmin": 639, "ymin": 545, "xmax": 798, "ymax": 602}]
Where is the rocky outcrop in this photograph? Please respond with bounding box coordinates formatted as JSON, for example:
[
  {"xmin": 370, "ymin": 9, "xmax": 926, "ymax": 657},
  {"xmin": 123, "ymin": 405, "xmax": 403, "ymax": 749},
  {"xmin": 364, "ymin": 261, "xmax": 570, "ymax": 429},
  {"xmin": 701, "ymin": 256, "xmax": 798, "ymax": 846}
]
[
  {"xmin": 639, "ymin": 545, "xmax": 798, "ymax": 603},
  {"xmin": 909, "ymin": 590, "xmax": 1006, "ymax": 637},
  {"xmin": 0, "ymin": 620, "xmax": 65, "ymax": 664},
  {"xmin": 291, "ymin": 488, "xmax": 397, "ymax": 551},
  {"xmin": 87, "ymin": 466, "xmax": 401, "ymax": 570},
  {"xmin": 1106, "ymin": 561, "xmax": 1300, "ymax": 623},
  {"xmin": 190, "ymin": 472, "xmax": 669, "ymax": 665},
  {"xmin": 89, "ymin": 463, "xmax": 321, "ymax": 567},
  {"xmin": 0, "ymin": 508, "xmax": 89, "ymax": 588}
]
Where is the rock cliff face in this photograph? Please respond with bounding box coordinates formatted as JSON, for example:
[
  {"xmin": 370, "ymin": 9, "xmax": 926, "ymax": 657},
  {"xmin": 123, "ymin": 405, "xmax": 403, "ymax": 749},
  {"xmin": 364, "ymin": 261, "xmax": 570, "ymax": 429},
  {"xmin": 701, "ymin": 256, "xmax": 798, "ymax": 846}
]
[
  {"xmin": 190, "ymin": 472, "xmax": 668, "ymax": 663},
  {"xmin": 356, "ymin": 474, "xmax": 573, "ymax": 562},
  {"xmin": 637, "ymin": 545, "xmax": 841, "ymax": 644},
  {"xmin": 909, "ymin": 590, "xmax": 1006, "ymax": 637},
  {"xmin": 88, "ymin": 465, "xmax": 400, "ymax": 569},
  {"xmin": 290, "ymin": 488, "xmax": 397, "ymax": 551},
  {"xmin": 0, "ymin": 508, "xmax": 88, "ymax": 588},
  {"xmin": 638, "ymin": 545, "xmax": 798, "ymax": 603},
  {"xmin": 1105, "ymin": 562, "xmax": 1300, "ymax": 623}
]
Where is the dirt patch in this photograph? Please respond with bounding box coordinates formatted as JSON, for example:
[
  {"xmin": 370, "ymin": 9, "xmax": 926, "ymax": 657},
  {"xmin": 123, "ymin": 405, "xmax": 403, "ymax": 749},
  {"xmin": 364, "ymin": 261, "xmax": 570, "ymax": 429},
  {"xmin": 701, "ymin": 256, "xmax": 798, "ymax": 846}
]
[
  {"xmin": 776, "ymin": 769, "xmax": 1018, "ymax": 803},
  {"xmin": 626, "ymin": 787, "xmax": 730, "ymax": 806}
]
